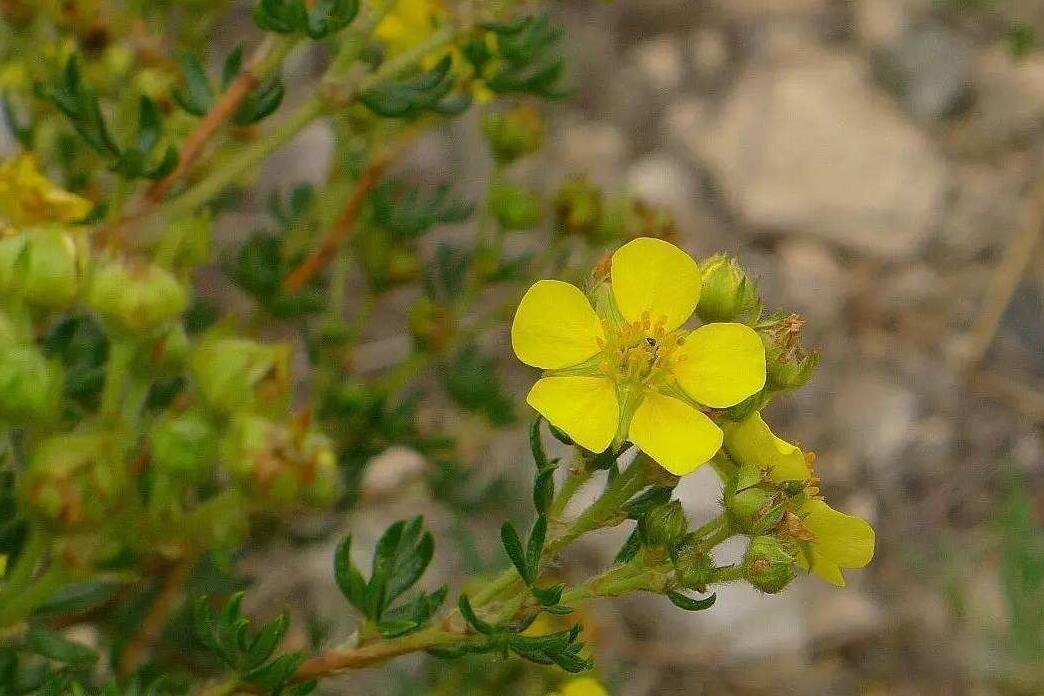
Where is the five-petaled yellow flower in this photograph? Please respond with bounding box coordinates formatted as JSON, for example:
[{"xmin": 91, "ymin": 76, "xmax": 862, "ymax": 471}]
[
  {"xmin": 725, "ymin": 413, "xmax": 875, "ymax": 586},
  {"xmin": 0, "ymin": 154, "xmax": 92, "ymax": 228},
  {"xmin": 511, "ymin": 237, "xmax": 766, "ymax": 476}
]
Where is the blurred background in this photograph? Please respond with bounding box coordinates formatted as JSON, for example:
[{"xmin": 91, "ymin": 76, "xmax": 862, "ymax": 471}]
[{"xmin": 15, "ymin": 0, "xmax": 1038, "ymax": 693}]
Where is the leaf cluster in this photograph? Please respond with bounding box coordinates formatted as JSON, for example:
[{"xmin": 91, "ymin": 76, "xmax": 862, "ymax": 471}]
[
  {"xmin": 254, "ymin": 0, "xmax": 360, "ymax": 39},
  {"xmin": 39, "ymin": 58, "xmax": 177, "ymax": 181},
  {"xmin": 334, "ymin": 517, "xmax": 447, "ymax": 639},
  {"xmin": 361, "ymin": 56, "xmax": 472, "ymax": 119},
  {"xmin": 174, "ymin": 48, "xmax": 285, "ymax": 126}
]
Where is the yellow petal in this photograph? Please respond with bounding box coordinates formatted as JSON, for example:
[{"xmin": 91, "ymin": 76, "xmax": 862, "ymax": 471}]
[
  {"xmin": 561, "ymin": 678, "xmax": 610, "ymax": 696},
  {"xmin": 802, "ymin": 499, "xmax": 875, "ymax": 570},
  {"xmin": 723, "ymin": 413, "xmax": 810, "ymax": 482},
  {"xmin": 797, "ymin": 551, "xmax": 847, "ymax": 587},
  {"xmin": 527, "ymin": 376, "xmax": 618, "ymax": 453},
  {"xmin": 512, "ymin": 280, "xmax": 604, "ymax": 369},
  {"xmin": 628, "ymin": 392, "xmax": 722, "ymax": 476},
  {"xmin": 611, "ymin": 237, "xmax": 701, "ymax": 331},
  {"xmin": 674, "ymin": 323, "xmax": 766, "ymax": 408}
]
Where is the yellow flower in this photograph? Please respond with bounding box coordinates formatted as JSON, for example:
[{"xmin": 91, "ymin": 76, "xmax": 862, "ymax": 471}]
[
  {"xmin": 549, "ymin": 677, "xmax": 610, "ymax": 696},
  {"xmin": 794, "ymin": 498, "xmax": 875, "ymax": 587},
  {"xmin": 723, "ymin": 412, "xmax": 812, "ymax": 483},
  {"xmin": 375, "ymin": 0, "xmax": 495, "ymax": 103},
  {"xmin": 0, "ymin": 154, "xmax": 92, "ymax": 227},
  {"xmin": 512, "ymin": 237, "xmax": 766, "ymax": 476},
  {"xmin": 375, "ymin": 0, "xmax": 444, "ymax": 57}
]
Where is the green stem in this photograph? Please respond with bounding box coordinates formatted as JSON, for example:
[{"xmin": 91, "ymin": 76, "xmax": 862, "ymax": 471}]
[
  {"xmin": 100, "ymin": 339, "xmax": 136, "ymax": 419},
  {"xmin": 152, "ymin": 26, "xmax": 456, "ymax": 225},
  {"xmin": 547, "ymin": 457, "xmax": 591, "ymax": 519}
]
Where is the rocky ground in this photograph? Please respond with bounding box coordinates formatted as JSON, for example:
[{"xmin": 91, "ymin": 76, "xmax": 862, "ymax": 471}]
[{"xmin": 235, "ymin": 0, "xmax": 1044, "ymax": 693}]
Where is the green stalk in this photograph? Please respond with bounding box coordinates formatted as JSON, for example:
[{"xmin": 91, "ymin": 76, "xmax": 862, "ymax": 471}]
[{"xmin": 152, "ymin": 26, "xmax": 456, "ymax": 225}]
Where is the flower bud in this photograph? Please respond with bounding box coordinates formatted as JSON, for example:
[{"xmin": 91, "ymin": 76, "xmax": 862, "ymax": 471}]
[
  {"xmin": 760, "ymin": 313, "xmax": 818, "ymax": 391},
  {"xmin": 190, "ymin": 337, "xmax": 290, "ymax": 415},
  {"xmin": 24, "ymin": 431, "xmax": 126, "ymax": 530},
  {"xmin": 386, "ymin": 245, "xmax": 421, "ymax": 285},
  {"xmin": 0, "ymin": 345, "xmax": 62, "ymax": 423},
  {"xmin": 150, "ymin": 410, "xmax": 218, "ymax": 480},
  {"xmin": 187, "ymin": 490, "xmax": 250, "ymax": 550},
  {"xmin": 87, "ymin": 257, "xmax": 188, "ymax": 333},
  {"xmin": 408, "ymin": 296, "xmax": 457, "ymax": 355},
  {"xmin": 553, "ymin": 175, "xmax": 602, "ymax": 240},
  {"xmin": 145, "ymin": 324, "xmax": 190, "ymax": 375},
  {"xmin": 642, "ymin": 500, "xmax": 687, "ymax": 548},
  {"xmin": 221, "ymin": 414, "xmax": 340, "ymax": 507},
  {"xmin": 743, "ymin": 536, "xmax": 796, "ymax": 593},
  {"xmin": 672, "ymin": 534, "xmax": 714, "ymax": 591},
  {"xmin": 727, "ymin": 487, "xmax": 785, "ymax": 535},
  {"xmin": 696, "ymin": 255, "xmax": 762, "ymax": 324},
  {"xmin": 481, "ymin": 105, "xmax": 545, "ymax": 164},
  {"xmin": 489, "ymin": 182, "xmax": 542, "ymax": 231},
  {"xmin": 0, "ymin": 228, "xmax": 81, "ymax": 308},
  {"xmin": 598, "ymin": 196, "xmax": 678, "ymax": 244},
  {"xmin": 0, "ymin": 308, "xmax": 26, "ymax": 347}
]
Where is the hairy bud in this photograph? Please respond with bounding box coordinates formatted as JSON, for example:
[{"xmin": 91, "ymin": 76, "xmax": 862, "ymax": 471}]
[
  {"xmin": 672, "ymin": 535, "xmax": 714, "ymax": 591},
  {"xmin": 0, "ymin": 228, "xmax": 81, "ymax": 308},
  {"xmin": 642, "ymin": 500, "xmax": 688, "ymax": 548},
  {"xmin": 150, "ymin": 410, "xmax": 218, "ymax": 480},
  {"xmin": 482, "ymin": 105, "xmax": 545, "ymax": 164},
  {"xmin": 221, "ymin": 414, "xmax": 340, "ymax": 507},
  {"xmin": 25, "ymin": 431, "xmax": 126, "ymax": 530},
  {"xmin": 696, "ymin": 254, "xmax": 762, "ymax": 324},
  {"xmin": 727, "ymin": 487, "xmax": 786, "ymax": 535},
  {"xmin": 87, "ymin": 257, "xmax": 187, "ymax": 332},
  {"xmin": 553, "ymin": 175, "xmax": 602, "ymax": 240},
  {"xmin": 489, "ymin": 182, "xmax": 542, "ymax": 231},
  {"xmin": 191, "ymin": 337, "xmax": 290, "ymax": 415},
  {"xmin": 0, "ymin": 345, "xmax": 62, "ymax": 423},
  {"xmin": 743, "ymin": 536, "xmax": 795, "ymax": 593}
]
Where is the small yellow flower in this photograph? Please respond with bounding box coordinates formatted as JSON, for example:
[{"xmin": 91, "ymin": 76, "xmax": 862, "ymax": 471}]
[
  {"xmin": 375, "ymin": 0, "xmax": 444, "ymax": 57},
  {"xmin": 723, "ymin": 412, "xmax": 812, "ymax": 483},
  {"xmin": 512, "ymin": 237, "xmax": 766, "ymax": 476},
  {"xmin": 549, "ymin": 677, "xmax": 609, "ymax": 696},
  {"xmin": 0, "ymin": 154, "xmax": 92, "ymax": 228},
  {"xmin": 794, "ymin": 498, "xmax": 875, "ymax": 587}
]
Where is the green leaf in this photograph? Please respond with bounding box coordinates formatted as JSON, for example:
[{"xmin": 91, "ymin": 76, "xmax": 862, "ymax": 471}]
[
  {"xmin": 666, "ymin": 590, "xmax": 716, "ymax": 612},
  {"xmin": 500, "ymin": 522, "xmax": 527, "ymax": 582},
  {"xmin": 174, "ymin": 54, "xmax": 214, "ymax": 116},
  {"xmin": 245, "ymin": 612, "xmax": 290, "ymax": 669},
  {"xmin": 234, "ymin": 79, "xmax": 285, "ymax": 125},
  {"xmin": 529, "ymin": 417, "xmax": 549, "ymax": 470},
  {"xmin": 333, "ymin": 535, "xmax": 369, "ymax": 614},
  {"xmin": 525, "ymin": 515, "xmax": 547, "ymax": 584},
  {"xmin": 222, "ymin": 45, "xmax": 245, "ymax": 90},
  {"xmin": 305, "ymin": 0, "xmax": 359, "ymax": 38},
  {"xmin": 31, "ymin": 581, "xmax": 119, "ymax": 617},
  {"xmin": 614, "ymin": 527, "xmax": 642, "ymax": 564},
  {"xmin": 532, "ymin": 466, "xmax": 556, "ymax": 515},
  {"xmin": 456, "ymin": 594, "xmax": 494, "ymax": 636},
  {"xmin": 24, "ymin": 624, "xmax": 98, "ymax": 666},
  {"xmin": 243, "ymin": 651, "xmax": 306, "ymax": 692}
]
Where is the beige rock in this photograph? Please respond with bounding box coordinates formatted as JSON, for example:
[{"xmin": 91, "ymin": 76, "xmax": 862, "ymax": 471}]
[{"xmin": 685, "ymin": 48, "xmax": 947, "ymax": 260}]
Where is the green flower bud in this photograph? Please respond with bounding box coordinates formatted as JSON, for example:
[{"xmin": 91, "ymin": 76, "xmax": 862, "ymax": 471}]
[
  {"xmin": 0, "ymin": 309, "xmax": 27, "ymax": 347},
  {"xmin": 150, "ymin": 410, "xmax": 218, "ymax": 479},
  {"xmin": 408, "ymin": 296, "xmax": 457, "ymax": 355},
  {"xmin": 672, "ymin": 534, "xmax": 714, "ymax": 591},
  {"xmin": 87, "ymin": 257, "xmax": 187, "ymax": 333},
  {"xmin": 0, "ymin": 345, "xmax": 62, "ymax": 423},
  {"xmin": 598, "ymin": 196, "xmax": 678, "ymax": 244},
  {"xmin": 643, "ymin": 500, "xmax": 688, "ymax": 548},
  {"xmin": 386, "ymin": 245, "xmax": 421, "ymax": 285},
  {"xmin": 190, "ymin": 337, "xmax": 290, "ymax": 415},
  {"xmin": 0, "ymin": 228, "xmax": 81, "ymax": 308},
  {"xmin": 553, "ymin": 175, "xmax": 603, "ymax": 240},
  {"xmin": 489, "ymin": 182, "xmax": 542, "ymax": 231},
  {"xmin": 696, "ymin": 254, "xmax": 762, "ymax": 324},
  {"xmin": 146, "ymin": 324, "xmax": 190, "ymax": 375},
  {"xmin": 727, "ymin": 487, "xmax": 786, "ymax": 535},
  {"xmin": 24, "ymin": 431, "xmax": 126, "ymax": 530},
  {"xmin": 743, "ymin": 536, "xmax": 796, "ymax": 593},
  {"xmin": 187, "ymin": 491, "xmax": 250, "ymax": 550},
  {"xmin": 221, "ymin": 414, "xmax": 340, "ymax": 508},
  {"xmin": 481, "ymin": 105, "xmax": 545, "ymax": 164},
  {"xmin": 759, "ymin": 313, "xmax": 819, "ymax": 391}
]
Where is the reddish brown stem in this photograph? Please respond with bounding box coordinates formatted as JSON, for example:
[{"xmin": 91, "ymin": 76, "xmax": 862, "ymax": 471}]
[
  {"xmin": 118, "ymin": 555, "xmax": 196, "ymax": 677},
  {"xmin": 281, "ymin": 160, "xmax": 387, "ymax": 294}
]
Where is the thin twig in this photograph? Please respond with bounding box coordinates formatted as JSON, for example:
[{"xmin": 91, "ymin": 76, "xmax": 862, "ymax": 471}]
[
  {"xmin": 962, "ymin": 165, "xmax": 1044, "ymax": 370},
  {"xmin": 118, "ymin": 555, "xmax": 197, "ymax": 677},
  {"xmin": 281, "ymin": 158, "xmax": 388, "ymax": 294}
]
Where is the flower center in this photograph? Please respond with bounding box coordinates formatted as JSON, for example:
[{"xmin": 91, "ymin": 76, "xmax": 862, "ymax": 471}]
[{"xmin": 596, "ymin": 311, "xmax": 686, "ymax": 389}]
